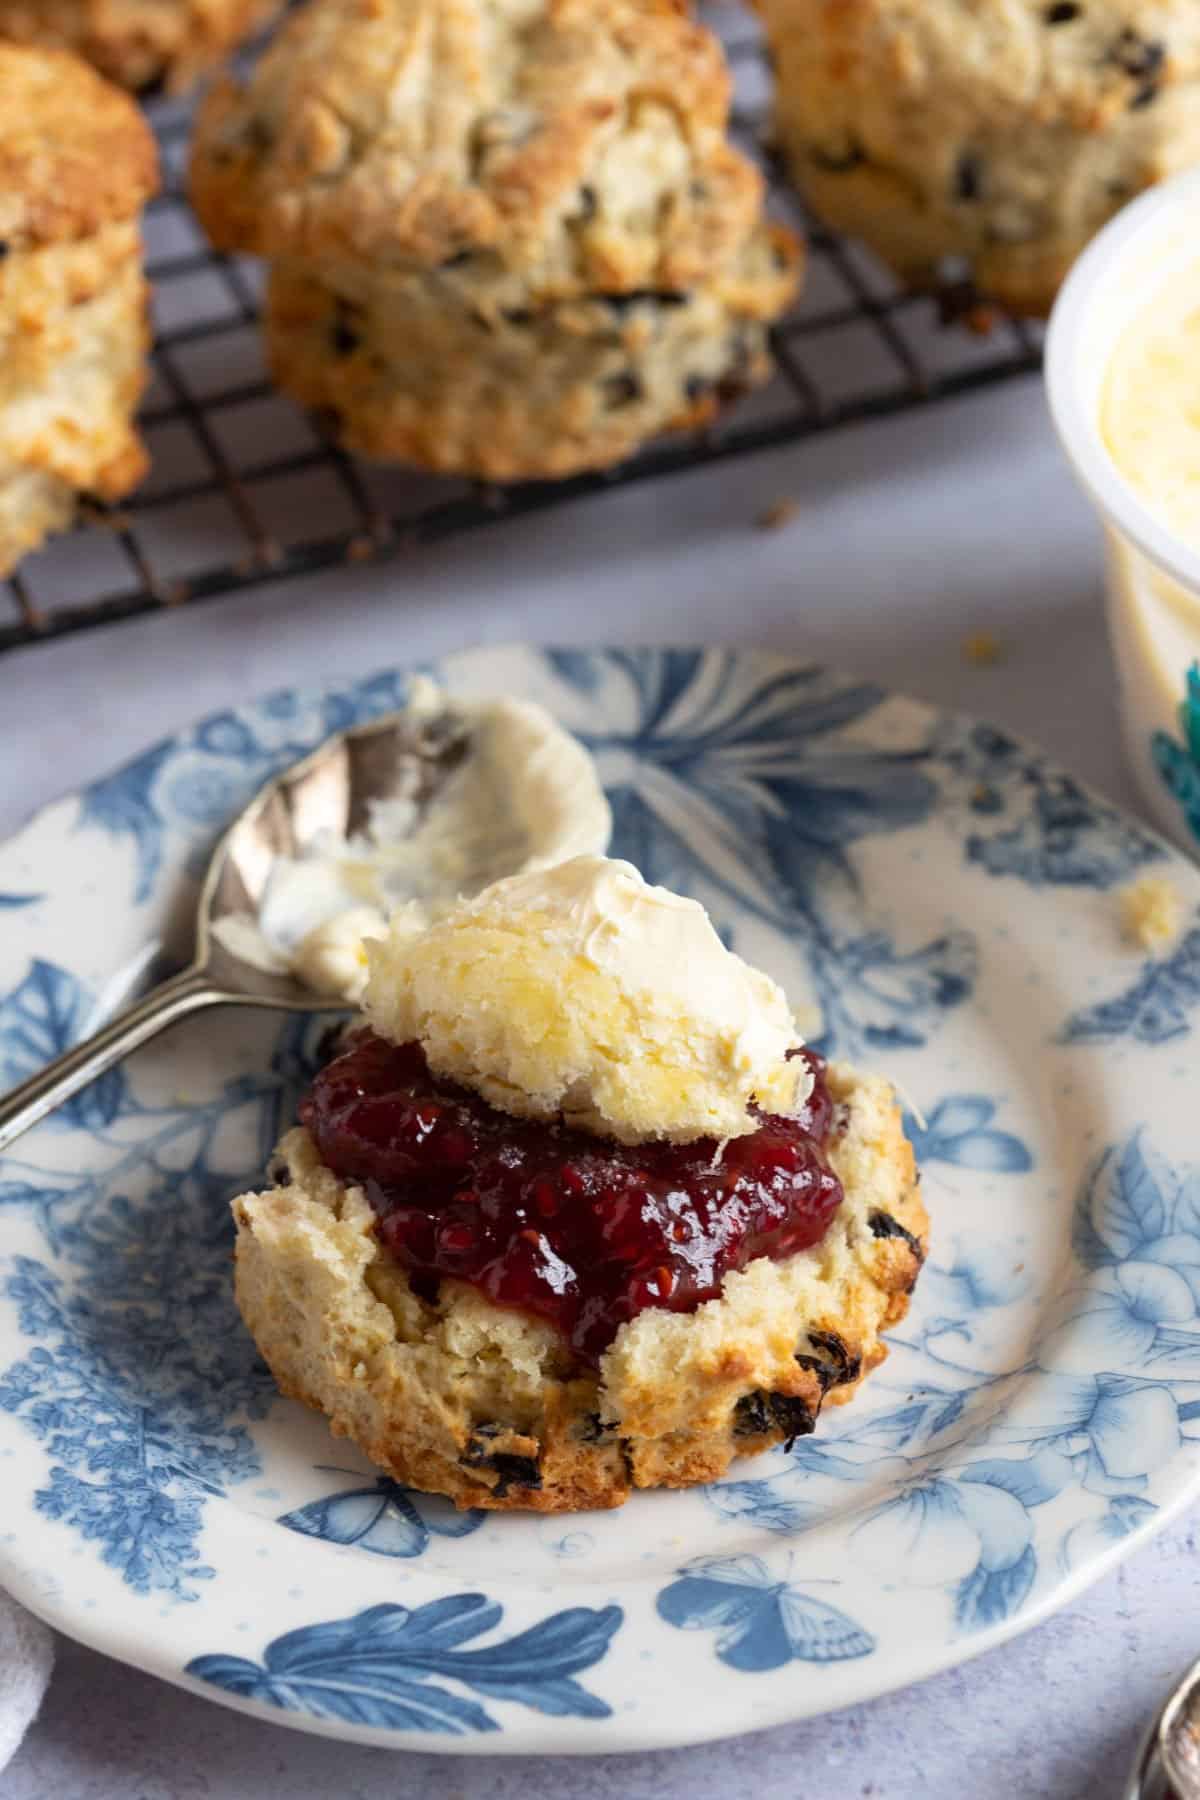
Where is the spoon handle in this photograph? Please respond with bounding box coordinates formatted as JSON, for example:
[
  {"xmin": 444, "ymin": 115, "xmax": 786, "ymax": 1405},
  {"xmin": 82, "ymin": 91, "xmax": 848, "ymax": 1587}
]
[{"xmin": 0, "ymin": 966, "xmax": 228, "ymax": 1152}]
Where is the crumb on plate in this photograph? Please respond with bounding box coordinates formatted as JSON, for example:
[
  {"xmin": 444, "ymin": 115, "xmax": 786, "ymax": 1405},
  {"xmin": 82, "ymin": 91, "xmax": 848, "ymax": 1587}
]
[
  {"xmin": 961, "ymin": 631, "xmax": 1004, "ymax": 666},
  {"xmin": 1119, "ymin": 875, "xmax": 1183, "ymax": 952}
]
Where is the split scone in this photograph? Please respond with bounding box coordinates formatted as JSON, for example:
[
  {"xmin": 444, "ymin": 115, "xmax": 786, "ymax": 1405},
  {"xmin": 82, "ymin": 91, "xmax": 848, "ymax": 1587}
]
[
  {"xmin": 758, "ymin": 0, "xmax": 1200, "ymax": 317},
  {"xmin": 233, "ymin": 857, "xmax": 926, "ymax": 1512},
  {"xmin": 0, "ymin": 0, "xmax": 283, "ymax": 92},
  {"xmin": 0, "ymin": 45, "xmax": 158, "ymax": 576},
  {"xmin": 189, "ymin": 0, "xmax": 802, "ymax": 480}
]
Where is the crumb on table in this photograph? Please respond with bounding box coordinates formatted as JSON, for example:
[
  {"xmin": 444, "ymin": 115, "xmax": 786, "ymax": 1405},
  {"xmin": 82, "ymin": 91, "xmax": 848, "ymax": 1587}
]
[
  {"xmin": 1119, "ymin": 875, "xmax": 1183, "ymax": 952},
  {"xmin": 961, "ymin": 631, "xmax": 1004, "ymax": 666},
  {"xmin": 756, "ymin": 498, "xmax": 800, "ymax": 531}
]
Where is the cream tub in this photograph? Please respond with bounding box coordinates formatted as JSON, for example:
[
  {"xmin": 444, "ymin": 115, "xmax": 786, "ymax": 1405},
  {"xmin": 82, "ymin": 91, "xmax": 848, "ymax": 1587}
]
[{"xmin": 1047, "ymin": 167, "xmax": 1200, "ymax": 858}]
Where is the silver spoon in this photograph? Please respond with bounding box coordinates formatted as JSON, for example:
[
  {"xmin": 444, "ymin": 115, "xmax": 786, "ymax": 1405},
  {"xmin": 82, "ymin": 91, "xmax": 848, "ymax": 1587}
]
[
  {"xmin": 1122, "ymin": 1655, "xmax": 1200, "ymax": 1799},
  {"xmin": 1159, "ymin": 1656, "xmax": 1200, "ymax": 1799},
  {"xmin": 0, "ymin": 704, "xmax": 472, "ymax": 1153}
]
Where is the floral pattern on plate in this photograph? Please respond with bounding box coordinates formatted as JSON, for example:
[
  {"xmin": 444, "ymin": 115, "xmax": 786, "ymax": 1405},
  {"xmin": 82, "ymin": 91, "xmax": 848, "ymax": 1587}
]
[
  {"xmin": 2, "ymin": 645, "xmax": 1199, "ymax": 1753},
  {"xmin": 187, "ymin": 1595, "xmax": 623, "ymax": 1733}
]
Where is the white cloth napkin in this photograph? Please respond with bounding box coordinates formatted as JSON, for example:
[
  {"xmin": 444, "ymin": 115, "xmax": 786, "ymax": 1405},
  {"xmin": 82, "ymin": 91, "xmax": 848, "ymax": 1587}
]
[{"xmin": 0, "ymin": 1592, "xmax": 54, "ymax": 1772}]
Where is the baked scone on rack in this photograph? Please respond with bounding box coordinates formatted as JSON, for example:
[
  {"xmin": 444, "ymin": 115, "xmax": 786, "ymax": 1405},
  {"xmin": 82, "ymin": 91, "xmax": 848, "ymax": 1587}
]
[
  {"xmin": 189, "ymin": 0, "xmax": 802, "ymax": 480},
  {"xmin": 0, "ymin": 45, "xmax": 158, "ymax": 578},
  {"xmin": 758, "ymin": 0, "xmax": 1200, "ymax": 317},
  {"xmin": 0, "ymin": 0, "xmax": 282, "ymax": 91},
  {"xmin": 232, "ymin": 857, "xmax": 926, "ymax": 1513}
]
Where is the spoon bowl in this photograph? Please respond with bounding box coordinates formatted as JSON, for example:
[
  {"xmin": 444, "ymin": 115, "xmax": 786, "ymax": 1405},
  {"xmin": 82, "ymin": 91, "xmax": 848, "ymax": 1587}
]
[
  {"xmin": 0, "ymin": 698, "xmax": 477, "ymax": 1149},
  {"xmin": 198, "ymin": 700, "xmax": 471, "ymax": 1003}
]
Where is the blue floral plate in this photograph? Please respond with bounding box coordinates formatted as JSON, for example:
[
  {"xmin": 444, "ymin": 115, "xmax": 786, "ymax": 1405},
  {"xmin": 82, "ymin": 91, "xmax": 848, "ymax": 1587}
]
[{"xmin": 4, "ymin": 646, "xmax": 1200, "ymax": 1754}]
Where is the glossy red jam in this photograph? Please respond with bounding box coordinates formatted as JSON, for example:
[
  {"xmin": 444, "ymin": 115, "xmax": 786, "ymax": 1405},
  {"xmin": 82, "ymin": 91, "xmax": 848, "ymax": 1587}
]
[{"xmin": 300, "ymin": 1031, "xmax": 843, "ymax": 1364}]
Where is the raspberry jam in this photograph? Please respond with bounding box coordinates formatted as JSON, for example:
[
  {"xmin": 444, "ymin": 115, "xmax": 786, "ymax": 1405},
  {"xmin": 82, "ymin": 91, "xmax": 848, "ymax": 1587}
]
[{"xmin": 300, "ymin": 1031, "xmax": 843, "ymax": 1364}]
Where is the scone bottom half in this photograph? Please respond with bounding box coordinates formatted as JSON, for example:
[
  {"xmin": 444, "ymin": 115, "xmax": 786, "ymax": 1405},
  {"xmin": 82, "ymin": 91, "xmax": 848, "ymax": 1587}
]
[
  {"xmin": 260, "ymin": 224, "xmax": 801, "ymax": 484},
  {"xmin": 231, "ymin": 863, "xmax": 926, "ymax": 1513}
]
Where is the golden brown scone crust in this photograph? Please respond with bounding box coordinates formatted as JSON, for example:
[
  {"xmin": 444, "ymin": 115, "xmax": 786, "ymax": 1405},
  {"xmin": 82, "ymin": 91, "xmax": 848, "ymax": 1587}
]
[
  {"xmin": 0, "ymin": 43, "xmax": 158, "ymax": 249},
  {"xmin": 0, "ymin": 0, "xmax": 282, "ymax": 93},
  {"xmin": 263, "ymin": 224, "xmax": 799, "ymax": 481},
  {"xmin": 190, "ymin": 0, "xmax": 801, "ymax": 478},
  {"xmin": 758, "ymin": 0, "xmax": 1200, "ymax": 316},
  {"xmin": 231, "ymin": 1063, "xmax": 926, "ymax": 1513},
  {"xmin": 191, "ymin": 0, "xmax": 759, "ymax": 285},
  {"xmin": 0, "ymin": 47, "xmax": 156, "ymax": 574}
]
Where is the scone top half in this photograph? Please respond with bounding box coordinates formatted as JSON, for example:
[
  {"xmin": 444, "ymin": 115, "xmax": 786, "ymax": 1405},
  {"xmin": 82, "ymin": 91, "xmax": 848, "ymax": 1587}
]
[
  {"xmin": 0, "ymin": 44, "xmax": 158, "ymax": 252},
  {"xmin": 233, "ymin": 857, "xmax": 926, "ymax": 1511},
  {"xmin": 190, "ymin": 0, "xmax": 786, "ymax": 297}
]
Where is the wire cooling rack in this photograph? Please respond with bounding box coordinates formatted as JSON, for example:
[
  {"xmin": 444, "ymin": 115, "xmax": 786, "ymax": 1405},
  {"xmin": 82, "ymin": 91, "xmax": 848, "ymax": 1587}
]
[{"xmin": 0, "ymin": 0, "xmax": 1044, "ymax": 656}]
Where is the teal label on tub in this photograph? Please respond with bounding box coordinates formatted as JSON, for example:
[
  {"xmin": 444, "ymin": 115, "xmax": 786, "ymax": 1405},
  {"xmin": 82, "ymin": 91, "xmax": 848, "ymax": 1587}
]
[{"xmin": 1152, "ymin": 661, "xmax": 1200, "ymax": 842}]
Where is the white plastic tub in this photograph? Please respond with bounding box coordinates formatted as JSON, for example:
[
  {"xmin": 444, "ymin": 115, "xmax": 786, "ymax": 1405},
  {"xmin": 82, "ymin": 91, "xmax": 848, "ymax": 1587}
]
[{"xmin": 1046, "ymin": 166, "xmax": 1200, "ymax": 858}]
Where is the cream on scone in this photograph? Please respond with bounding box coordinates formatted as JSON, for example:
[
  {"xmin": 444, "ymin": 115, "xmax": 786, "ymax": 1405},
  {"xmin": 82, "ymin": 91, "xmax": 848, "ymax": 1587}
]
[
  {"xmin": 0, "ymin": 45, "xmax": 158, "ymax": 575},
  {"xmin": 232, "ymin": 856, "xmax": 926, "ymax": 1512},
  {"xmin": 364, "ymin": 857, "xmax": 804, "ymax": 1144}
]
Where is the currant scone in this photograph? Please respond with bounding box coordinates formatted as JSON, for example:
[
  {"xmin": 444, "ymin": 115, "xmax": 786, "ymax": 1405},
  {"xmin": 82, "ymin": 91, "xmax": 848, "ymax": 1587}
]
[
  {"xmin": 190, "ymin": 0, "xmax": 801, "ymax": 479},
  {"xmin": 232, "ymin": 857, "xmax": 926, "ymax": 1512},
  {"xmin": 0, "ymin": 44, "xmax": 157, "ymax": 575}
]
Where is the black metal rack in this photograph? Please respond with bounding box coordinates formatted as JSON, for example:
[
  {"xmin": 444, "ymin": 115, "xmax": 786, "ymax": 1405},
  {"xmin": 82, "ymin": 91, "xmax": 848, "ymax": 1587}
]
[{"xmin": 0, "ymin": 4, "xmax": 1043, "ymax": 656}]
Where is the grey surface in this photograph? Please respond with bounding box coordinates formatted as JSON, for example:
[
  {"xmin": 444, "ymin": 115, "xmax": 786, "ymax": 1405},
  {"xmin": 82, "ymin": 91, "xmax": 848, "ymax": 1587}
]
[{"xmin": 4, "ymin": 374, "xmax": 1191, "ymax": 1798}]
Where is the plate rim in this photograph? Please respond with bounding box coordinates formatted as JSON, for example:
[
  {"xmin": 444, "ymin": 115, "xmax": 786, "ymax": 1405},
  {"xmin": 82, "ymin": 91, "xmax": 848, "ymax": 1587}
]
[{"xmin": 2, "ymin": 1487, "xmax": 1197, "ymax": 1758}]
